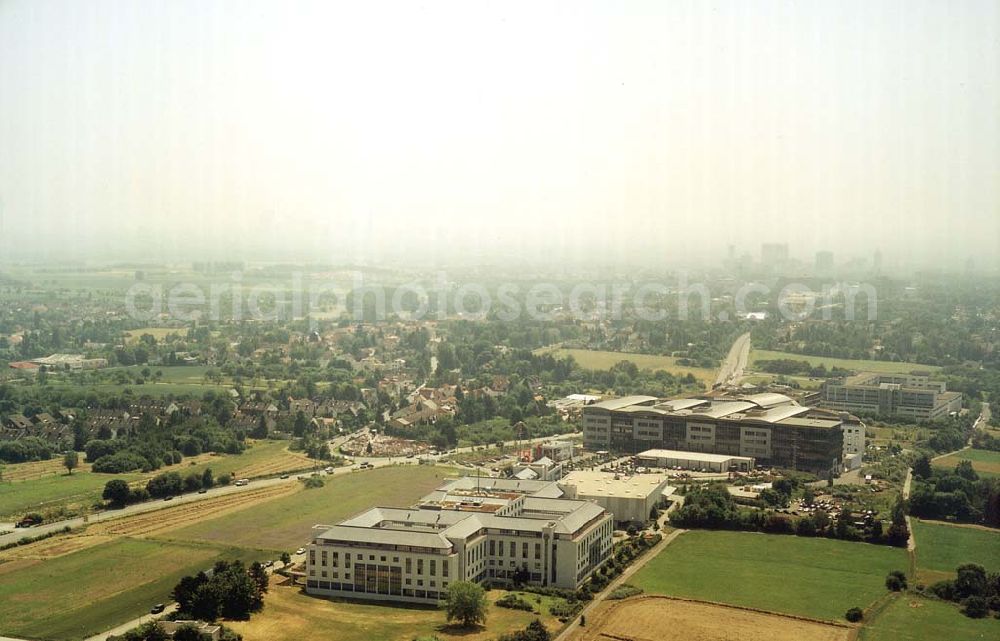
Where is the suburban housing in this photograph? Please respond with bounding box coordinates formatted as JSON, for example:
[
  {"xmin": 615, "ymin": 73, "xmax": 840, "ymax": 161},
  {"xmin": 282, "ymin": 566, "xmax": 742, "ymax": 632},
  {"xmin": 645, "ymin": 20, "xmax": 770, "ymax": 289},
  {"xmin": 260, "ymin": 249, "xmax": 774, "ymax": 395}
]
[
  {"xmin": 305, "ymin": 477, "xmax": 613, "ymax": 603},
  {"xmin": 583, "ymin": 393, "xmax": 859, "ymax": 475}
]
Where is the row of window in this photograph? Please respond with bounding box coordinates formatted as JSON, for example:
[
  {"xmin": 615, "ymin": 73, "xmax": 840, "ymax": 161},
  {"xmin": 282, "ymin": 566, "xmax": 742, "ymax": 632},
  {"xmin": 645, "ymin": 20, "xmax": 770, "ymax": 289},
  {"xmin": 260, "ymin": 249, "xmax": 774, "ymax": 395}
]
[{"xmin": 306, "ymin": 580, "xmax": 442, "ymax": 601}]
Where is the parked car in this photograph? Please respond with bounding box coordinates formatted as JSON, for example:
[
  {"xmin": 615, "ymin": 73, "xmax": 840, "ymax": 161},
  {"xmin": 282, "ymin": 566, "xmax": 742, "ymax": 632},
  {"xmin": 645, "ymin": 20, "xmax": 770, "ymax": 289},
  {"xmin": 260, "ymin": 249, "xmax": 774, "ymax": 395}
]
[
  {"xmin": 295, "ymin": 548, "xmax": 306, "ymax": 555},
  {"xmin": 280, "ymin": 474, "xmax": 289, "ymax": 479},
  {"xmin": 163, "ymin": 496, "xmax": 174, "ymax": 501},
  {"xmin": 150, "ymin": 603, "xmax": 165, "ymax": 614},
  {"xmin": 198, "ymin": 488, "xmax": 208, "ymax": 494}
]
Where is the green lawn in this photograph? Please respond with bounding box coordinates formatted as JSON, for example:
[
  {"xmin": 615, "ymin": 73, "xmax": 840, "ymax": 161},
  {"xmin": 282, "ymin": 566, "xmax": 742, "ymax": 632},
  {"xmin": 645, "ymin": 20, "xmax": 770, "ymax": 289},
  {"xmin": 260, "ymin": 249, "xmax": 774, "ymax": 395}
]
[
  {"xmin": 933, "ymin": 448, "xmax": 1000, "ymax": 478},
  {"xmin": 0, "ymin": 537, "xmax": 263, "ymax": 641},
  {"xmin": 912, "ymin": 520, "xmax": 1000, "ymax": 577},
  {"xmin": 632, "ymin": 530, "xmax": 909, "ymax": 621},
  {"xmin": 162, "ymin": 465, "xmax": 453, "ymax": 552},
  {"xmin": 532, "ymin": 347, "xmax": 717, "ymax": 385},
  {"xmin": 860, "ymin": 594, "xmax": 999, "ymax": 641},
  {"xmin": 0, "ymin": 471, "xmax": 142, "ymax": 519},
  {"xmin": 749, "ymin": 349, "xmax": 940, "ymax": 375}
]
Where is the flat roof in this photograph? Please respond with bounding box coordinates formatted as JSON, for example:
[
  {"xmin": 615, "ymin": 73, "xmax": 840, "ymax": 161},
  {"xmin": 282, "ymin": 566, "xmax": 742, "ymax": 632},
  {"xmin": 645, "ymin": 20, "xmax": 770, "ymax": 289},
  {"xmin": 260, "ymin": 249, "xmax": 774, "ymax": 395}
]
[
  {"xmin": 637, "ymin": 449, "xmax": 754, "ymax": 464},
  {"xmin": 589, "ymin": 395, "xmax": 659, "ymax": 411},
  {"xmin": 559, "ymin": 470, "xmax": 674, "ymax": 499}
]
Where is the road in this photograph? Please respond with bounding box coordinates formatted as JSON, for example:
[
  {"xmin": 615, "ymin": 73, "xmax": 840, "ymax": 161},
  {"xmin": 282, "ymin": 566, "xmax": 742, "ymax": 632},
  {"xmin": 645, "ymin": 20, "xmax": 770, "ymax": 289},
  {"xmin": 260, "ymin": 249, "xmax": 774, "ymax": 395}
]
[
  {"xmin": 714, "ymin": 332, "xmax": 751, "ymax": 389},
  {"xmin": 1, "ymin": 430, "xmax": 580, "ymax": 548}
]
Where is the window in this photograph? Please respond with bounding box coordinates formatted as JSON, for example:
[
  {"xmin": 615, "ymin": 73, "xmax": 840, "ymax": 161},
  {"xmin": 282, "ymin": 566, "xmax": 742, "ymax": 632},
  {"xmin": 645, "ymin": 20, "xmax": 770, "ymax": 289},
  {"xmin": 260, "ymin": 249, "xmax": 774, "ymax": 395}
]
[
  {"xmin": 309, "ymin": 550, "xmax": 316, "ymax": 564},
  {"xmin": 430, "ymin": 560, "xmax": 436, "ymax": 576},
  {"xmin": 321, "ymin": 551, "xmax": 328, "ymax": 565},
  {"xmin": 442, "ymin": 561, "xmax": 449, "ymax": 577},
  {"xmin": 417, "ymin": 559, "xmax": 424, "ymax": 575},
  {"xmin": 406, "ymin": 558, "xmax": 412, "ymax": 573},
  {"xmin": 489, "ymin": 540, "xmax": 495, "ymax": 555},
  {"xmin": 522, "ymin": 542, "xmax": 528, "ymax": 558},
  {"xmin": 332, "ymin": 552, "xmax": 339, "ymax": 568},
  {"xmin": 509, "ymin": 541, "xmax": 515, "ymax": 557},
  {"xmin": 534, "ymin": 543, "xmax": 541, "ymax": 560}
]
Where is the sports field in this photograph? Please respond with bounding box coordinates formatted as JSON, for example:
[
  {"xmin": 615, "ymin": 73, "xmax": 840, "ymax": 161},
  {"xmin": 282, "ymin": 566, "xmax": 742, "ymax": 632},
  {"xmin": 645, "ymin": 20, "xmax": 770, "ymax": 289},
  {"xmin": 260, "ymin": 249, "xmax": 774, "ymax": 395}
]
[
  {"xmin": 911, "ymin": 519, "xmax": 1000, "ymax": 583},
  {"xmin": 0, "ymin": 537, "xmax": 263, "ymax": 641},
  {"xmin": 533, "ymin": 347, "xmax": 716, "ymax": 385},
  {"xmin": 860, "ymin": 594, "xmax": 1000, "ymax": 641},
  {"xmin": 162, "ymin": 465, "xmax": 453, "ymax": 552},
  {"xmin": 748, "ymin": 349, "xmax": 940, "ymax": 375},
  {"xmin": 631, "ymin": 530, "xmax": 908, "ymax": 621},
  {"xmin": 932, "ymin": 448, "xmax": 1000, "ymax": 478},
  {"xmin": 230, "ymin": 582, "xmax": 566, "ymax": 641}
]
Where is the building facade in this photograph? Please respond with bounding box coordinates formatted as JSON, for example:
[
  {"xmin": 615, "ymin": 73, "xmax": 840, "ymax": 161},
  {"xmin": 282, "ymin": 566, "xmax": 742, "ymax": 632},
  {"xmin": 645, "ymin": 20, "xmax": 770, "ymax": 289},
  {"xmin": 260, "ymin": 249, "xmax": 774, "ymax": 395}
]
[
  {"xmin": 820, "ymin": 374, "xmax": 962, "ymax": 420},
  {"xmin": 305, "ymin": 478, "xmax": 613, "ymax": 604},
  {"xmin": 583, "ymin": 393, "xmax": 849, "ymax": 475}
]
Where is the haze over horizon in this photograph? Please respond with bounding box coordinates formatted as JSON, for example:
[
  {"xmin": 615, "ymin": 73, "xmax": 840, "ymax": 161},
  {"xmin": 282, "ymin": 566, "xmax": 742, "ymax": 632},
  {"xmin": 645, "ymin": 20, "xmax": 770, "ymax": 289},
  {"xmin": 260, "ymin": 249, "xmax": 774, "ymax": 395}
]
[{"xmin": 0, "ymin": 1, "xmax": 997, "ymax": 271}]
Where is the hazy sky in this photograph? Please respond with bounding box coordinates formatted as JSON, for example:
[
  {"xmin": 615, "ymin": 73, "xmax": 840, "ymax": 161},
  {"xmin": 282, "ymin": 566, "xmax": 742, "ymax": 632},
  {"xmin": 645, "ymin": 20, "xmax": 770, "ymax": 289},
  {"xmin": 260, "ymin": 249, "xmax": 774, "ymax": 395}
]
[{"xmin": 0, "ymin": 1, "xmax": 997, "ymax": 269}]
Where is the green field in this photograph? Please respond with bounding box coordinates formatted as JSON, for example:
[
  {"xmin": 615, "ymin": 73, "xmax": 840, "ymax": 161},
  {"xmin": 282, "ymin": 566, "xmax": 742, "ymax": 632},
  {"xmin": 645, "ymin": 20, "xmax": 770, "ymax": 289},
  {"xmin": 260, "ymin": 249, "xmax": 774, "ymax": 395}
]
[
  {"xmin": 912, "ymin": 520, "xmax": 1000, "ymax": 580},
  {"xmin": 163, "ymin": 465, "xmax": 453, "ymax": 552},
  {"xmin": 124, "ymin": 327, "xmax": 189, "ymax": 344},
  {"xmin": 0, "ymin": 471, "xmax": 141, "ymax": 518},
  {"xmin": 0, "ymin": 441, "xmax": 306, "ymax": 519},
  {"xmin": 749, "ymin": 349, "xmax": 940, "ymax": 375},
  {"xmin": 533, "ymin": 347, "xmax": 716, "ymax": 385},
  {"xmin": 860, "ymin": 594, "xmax": 999, "ymax": 641},
  {"xmin": 933, "ymin": 448, "xmax": 1000, "ymax": 478},
  {"xmin": 0, "ymin": 538, "xmax": 263, "ymax": 641},
  {"xmin": 632, "ymin": 530, "xmax": 909, "ymax": 621}
]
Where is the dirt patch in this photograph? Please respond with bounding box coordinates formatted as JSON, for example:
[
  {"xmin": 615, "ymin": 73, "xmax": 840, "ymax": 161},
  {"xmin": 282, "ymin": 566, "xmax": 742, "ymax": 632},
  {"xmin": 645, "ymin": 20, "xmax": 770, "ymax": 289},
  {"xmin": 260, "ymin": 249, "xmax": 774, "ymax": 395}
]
[
  {"xmin": 90, "ymin": 483, "xmax": 300, "ymax": 539},
  {"xmin": 234, "ymin": 451, "xmax": 316, "ymax": 479},
  {"xmin": 570, "ymin": 597, "xmax": 851, "ymax": 641}
]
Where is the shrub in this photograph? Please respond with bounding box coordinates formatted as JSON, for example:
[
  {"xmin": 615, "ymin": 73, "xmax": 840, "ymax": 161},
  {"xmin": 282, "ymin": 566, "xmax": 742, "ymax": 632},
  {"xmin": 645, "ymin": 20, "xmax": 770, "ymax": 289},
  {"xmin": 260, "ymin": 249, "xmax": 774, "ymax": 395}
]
[
  {"xmin": 963, "ymin": 596, "xmax": 989, "ymax": 619},
  {"xmin": 608, "ymin": 584, "xmax": 643, "ymax": 600},
  {"xmin": 845, "ymin": 607, "xmax": 863, "ymax": 622},
  {"xmin": 496, "ymin": 594, "xmax": 535, "ymax": 612}
]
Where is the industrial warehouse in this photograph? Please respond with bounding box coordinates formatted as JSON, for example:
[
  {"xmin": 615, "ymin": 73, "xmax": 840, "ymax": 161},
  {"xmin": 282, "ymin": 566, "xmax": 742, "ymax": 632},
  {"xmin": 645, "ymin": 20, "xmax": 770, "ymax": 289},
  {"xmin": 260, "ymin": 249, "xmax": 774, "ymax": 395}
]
[
  {"xmin": 305, "ymin": 477, "xmax": 613, "ymax": 604},
  {"xmin": 583, "ymin": 393, "xmax": 861, "ymax": 475}
]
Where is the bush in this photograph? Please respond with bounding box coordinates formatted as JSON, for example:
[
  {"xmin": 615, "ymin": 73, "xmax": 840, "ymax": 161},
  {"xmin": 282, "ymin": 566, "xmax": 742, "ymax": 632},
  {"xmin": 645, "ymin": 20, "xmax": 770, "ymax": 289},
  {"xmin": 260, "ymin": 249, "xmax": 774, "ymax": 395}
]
[
  {"xmin": 845, "ymin": 607, "xmax": 863, "ymax": 622},
  {"xmin": 496, "ymin": 594, "xmax": 535, "ymax": 612},
  {"xmin": 608, "ymin": 584, "xmax": 643, "ymax": 600},
  {"xmin": 963, "ymin": 596, "xmax": 989, "ymax": 619}
]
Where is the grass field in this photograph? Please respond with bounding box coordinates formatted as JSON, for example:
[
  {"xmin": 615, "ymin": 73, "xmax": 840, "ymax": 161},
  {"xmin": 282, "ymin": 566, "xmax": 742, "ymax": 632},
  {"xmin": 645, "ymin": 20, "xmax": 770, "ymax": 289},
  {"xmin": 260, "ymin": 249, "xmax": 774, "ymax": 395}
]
[
  {"xmin": 860, "ymin": 594, "xmax": 1000, "ymax": 641},
  {"xmin": 911, "ymin": 519, "xmax": 1000, "ymax": 583},
  {"xmin": 631, "ymin": 530, "xmax": 909, "ymax": 621},
  {"xmin": 0, "ymin": 470, "xmax": 143, "ymax": 519},
  {"xmin": 533, "ymin": 347, "xmax": 717, "ymax": 385},
  {"xmin": 932, "ymin": 448, "xmax": 1000, "ymax": 478},
  {"xmin": 231, "ymin": 583, "xmax": 566, "ymax": 641},
  {"xmin": 0, "ymin": 441, "xmax": 310, "ymax": 520},
  {"xmin": 163, "ymin": 465, "xmax": 453, "ymax": 552},
  {"xmin": 0, "ymin": 537, "xmax": 264, "ymax": 641},
  {"xmin": 749, "ymin": 349, "xmax": 940, "ymax": 375}
]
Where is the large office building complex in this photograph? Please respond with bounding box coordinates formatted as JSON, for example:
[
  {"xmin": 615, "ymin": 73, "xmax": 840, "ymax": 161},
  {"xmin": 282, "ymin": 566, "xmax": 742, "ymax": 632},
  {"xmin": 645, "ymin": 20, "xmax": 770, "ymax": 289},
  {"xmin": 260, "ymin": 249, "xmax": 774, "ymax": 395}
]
[
  {"xmin": 820, "ymin": 373, "xmax": 962, "ymax": 420},
  {"xmin": 583, "ymin": 393, "xmax": 855, "ymax": 475},
  {"xmin": 305, "ymin": 477, "xmax": 613, "ymax": 604}
]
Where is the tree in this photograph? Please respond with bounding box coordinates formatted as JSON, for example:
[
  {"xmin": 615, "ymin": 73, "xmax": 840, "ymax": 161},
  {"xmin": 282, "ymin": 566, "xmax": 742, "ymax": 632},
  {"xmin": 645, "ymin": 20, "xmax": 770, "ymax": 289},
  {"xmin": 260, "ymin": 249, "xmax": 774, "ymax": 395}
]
[
  {"xmin": 955, "ymin": 460, "xmax": 979, "ymax": 482},
  {"xmin": 249, "ymin": 561, "xmax": 269, "ymax": 595},
  {"xmin": 147, "ymin": 471, "xmax": 183, "ymax": 498},
  {"xmin": 103, "ymin": 479, "xmax": 132, "ymax": 506},
  {"xmin": 963, "ymin": 596, "xmax": 989, "ymax": 618},
  {"xmin": 885, "ymin": 570, "xmax": 907, "ymax": 592},
  {"xmin": 171, "ymin": 624, "xmax": 209, "ymax": 641},
  {"xmin": 912, "ymin": 453, "xmax": 932, "ymax": 479},
  {"xmin": 202, "ymin": 468, "xmax": 214, "ymax": 489},
  {"xmin": 445, "ymin": 581, "xmax": 487, "ymax": 628},
  {"xmin": 280, "ymin": 552, "xmax": 291, "ymax": 567},
  {"xmin": 954, "ymin": 564, "xmax": 987, "ymax": 599},
  {"xmin": 63, "ymin": 450, "xmax": 79, "ymax": 475},
  {"xmin": 844, "ymin": 607, "xmax": 863, "ymax": 622},
  {"xmin": 122, "ymin": 621, "xmax": 170, "ymax": 641}
]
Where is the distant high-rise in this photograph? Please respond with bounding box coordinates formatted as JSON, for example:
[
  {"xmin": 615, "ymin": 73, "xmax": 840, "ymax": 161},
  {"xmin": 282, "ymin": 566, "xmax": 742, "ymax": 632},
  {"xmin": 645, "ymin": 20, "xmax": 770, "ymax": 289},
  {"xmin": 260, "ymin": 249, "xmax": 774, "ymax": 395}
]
[
  {"xmin": 815, "ymin": 250, "xmax": 834, "ymax": 276},
  {"xmin": 761, "ymin": 243, "xmax": 789, "ymax": 268}
]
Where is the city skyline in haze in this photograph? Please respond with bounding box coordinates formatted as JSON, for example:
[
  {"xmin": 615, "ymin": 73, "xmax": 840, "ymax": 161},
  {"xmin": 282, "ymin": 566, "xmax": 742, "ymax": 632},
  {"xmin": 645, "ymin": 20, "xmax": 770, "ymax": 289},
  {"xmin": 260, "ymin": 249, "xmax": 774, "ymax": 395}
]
[{"xmin": 0, "ymin": 1, "xmax": 997, "ymax": 271}]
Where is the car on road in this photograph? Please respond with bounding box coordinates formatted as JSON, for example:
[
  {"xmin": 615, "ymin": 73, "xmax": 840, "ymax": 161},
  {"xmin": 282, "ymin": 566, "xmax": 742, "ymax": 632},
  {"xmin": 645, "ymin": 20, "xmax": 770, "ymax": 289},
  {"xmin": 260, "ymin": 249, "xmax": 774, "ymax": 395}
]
[
  {"xmin": 280, "ymin": 474, "xmax": 289, "ymax": 479},
  {"xmin": 163, "ymin": 495, "xmax": 174, "ymax": 501},
  {"xmin": 198, "ymin": 488, "xmax": 208, "ymax": 494},
  {"xmin": 150, "ymin": 603, "xmax": 165, "ymax": 614},
  {"xmin": 295, "ymin": 547, "xmax": 306, "ymax": 555},
  {"xmin": 234, "ymin": 478, "xmax": 249, "ymax": 486}
]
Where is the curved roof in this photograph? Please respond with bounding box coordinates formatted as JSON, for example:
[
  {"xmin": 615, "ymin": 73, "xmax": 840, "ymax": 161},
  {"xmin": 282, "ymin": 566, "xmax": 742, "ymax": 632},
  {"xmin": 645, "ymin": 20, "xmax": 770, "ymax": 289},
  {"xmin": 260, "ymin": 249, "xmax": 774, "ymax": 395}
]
[{"xmin": 739, "ymin": 392, "xmax": 795, "ymax": 408}]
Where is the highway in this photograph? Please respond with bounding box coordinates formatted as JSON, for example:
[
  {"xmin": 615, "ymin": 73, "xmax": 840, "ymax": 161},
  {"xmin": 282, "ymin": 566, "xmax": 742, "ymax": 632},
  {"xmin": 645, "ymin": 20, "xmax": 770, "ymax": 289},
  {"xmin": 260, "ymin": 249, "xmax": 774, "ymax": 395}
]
[{"xmin": 713, "ymin": 332, "xmax": 751, "ymax": 388}]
